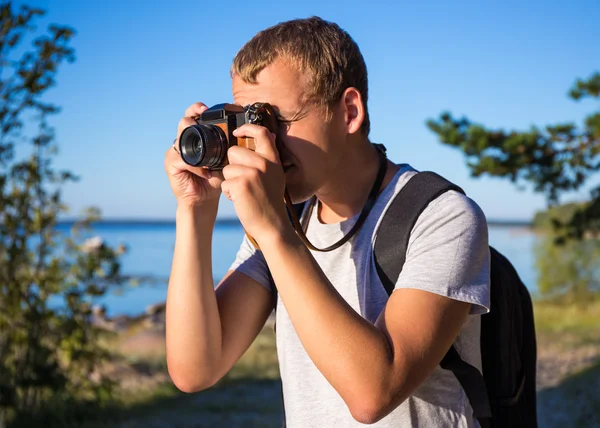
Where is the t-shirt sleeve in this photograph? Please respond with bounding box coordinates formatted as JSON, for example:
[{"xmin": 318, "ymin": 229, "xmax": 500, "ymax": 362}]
[
  {"xmin": 228, "ymin": 233, "xmax": 274, "ymax": 293},
  {"xmin": 394, "ymin": 190, "xmax": 491, "ymax": 315}
]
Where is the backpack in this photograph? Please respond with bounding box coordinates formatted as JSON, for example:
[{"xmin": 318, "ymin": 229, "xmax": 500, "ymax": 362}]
[{"xmin": 373, "ymin": 171, "xmax": 538, "ymax": 428}]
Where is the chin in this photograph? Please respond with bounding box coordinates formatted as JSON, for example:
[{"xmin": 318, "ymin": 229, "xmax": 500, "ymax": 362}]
[
  {"xmin": 283, "ymin": 168, "xmax": 314, "ymax": 204},
  {"xmin": 284, "ymin": 185, "xmax": 313, "ymax": 205}
]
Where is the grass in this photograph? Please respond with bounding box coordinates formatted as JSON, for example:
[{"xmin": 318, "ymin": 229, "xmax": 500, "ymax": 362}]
[
  {"xmin": 221, "ymin": 325, "xmax": 280, "ymax": 381},
  {"xmin": 9, "ymin": 321, "xmax": 281, "ymax": 427},
  {"xmin": 533, "ymin": 299, "xmax": 600, "ymax": 348},
  {"xmin": 531, "ymin": 299, "xmax": 600, "ymax": 426},
  {"xmin": 88, "ymin": 301, "xmax": 600, "ymax": 426},
  {"xmin": 85, "ymin": 323, "xmax": 282, "ymax": 427},
  {"xmin": 16, "ymin": 300, "xmax": 600, "ymax": 427}
]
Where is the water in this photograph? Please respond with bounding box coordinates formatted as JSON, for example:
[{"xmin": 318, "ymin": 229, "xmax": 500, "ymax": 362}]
[{"xmin": 57, "ymin": 221, "xmax": 539, "ymax": 317}]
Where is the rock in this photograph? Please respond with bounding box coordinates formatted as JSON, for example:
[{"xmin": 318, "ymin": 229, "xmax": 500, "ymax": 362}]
[
  {"xmin": 146, "ymin": 302, "xmax": 166, "ymax": 316},
  {"xmin": 110, "ymin": 314, "xmax": 132, "ymax": 332},
  {"xmin": 91, "ymin": 304, "xmax": 110, "ymax": 329},
  {"xmin": 92, "ymin": 304, "xmax": 106, "ymax": 316},
  {"xmin": 145, "ymin": 302, "xmax": 166, "ymax": 330},
  {"xmin": 82, "ymin": 236, "xmax": 104, "ymax": 253}
]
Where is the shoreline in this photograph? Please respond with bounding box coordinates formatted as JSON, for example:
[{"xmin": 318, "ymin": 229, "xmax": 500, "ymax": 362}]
[{"xmin": 92, "ymin": 300, "xmax": 276, "ymax": 333}]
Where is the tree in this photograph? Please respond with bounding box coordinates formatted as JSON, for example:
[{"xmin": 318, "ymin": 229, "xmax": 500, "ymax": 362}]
[
  {"xmin": 534, "ymin": 232, "xmax": 600, "ymax": 305},
  {"xmin": 426, "ymin": 72, "xmax": 600, "ymax": 243},
  {"xmin": 1, "ymin": 3, "xmax": 126, "ymax": 425}
]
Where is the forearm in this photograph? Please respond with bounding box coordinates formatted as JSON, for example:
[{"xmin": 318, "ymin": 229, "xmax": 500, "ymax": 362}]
[
  {"xmin": 258, "ymin": 228, "xmax": 399, "ymax": 412},
  {"xmin": 166, "ymin": 204, "xmax": 222, "ymax": 390}
]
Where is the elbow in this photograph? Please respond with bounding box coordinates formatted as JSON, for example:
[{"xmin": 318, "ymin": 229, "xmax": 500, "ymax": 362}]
[
  {"xmin": 346, "ymin": 384, "xmax": 409, "ymax": 425},
  {"xmin": 170, "ymin": 375, "xmax": 213, "ymax": 394},
  {"xmin": 348, "ymin": 401, "xmax": 389, "ymax": 425},
  {"xmin": 347, "ymin": 387, "xmax": 401, "ymax": 425},
  {"xmin": 167, "ymin": 361, "xmax": 217, "ymax": 393}
]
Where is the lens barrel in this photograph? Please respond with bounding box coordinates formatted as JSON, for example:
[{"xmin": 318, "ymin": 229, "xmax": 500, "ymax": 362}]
[{"xmin": 179, "ymin": 124, "xmax": 228, "ymax": 167}]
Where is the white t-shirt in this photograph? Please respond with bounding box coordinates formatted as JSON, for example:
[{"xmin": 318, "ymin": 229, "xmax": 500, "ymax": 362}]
[{"xmin": 230, "ymin": 165, "xmax": 491, "ymax": 427}]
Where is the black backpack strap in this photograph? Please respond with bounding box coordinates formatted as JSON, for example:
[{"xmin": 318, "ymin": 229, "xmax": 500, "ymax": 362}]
[
  {"xmin": 374, "ymin": 171, "xmax": 465, "ymax": 295},
  {"xmin": 373, "ymin": 171, "xmax": 492, "ymax": 425},
  {"xmin": 440, "ymin": 347, "xmax": 492, "ymax": 427}
]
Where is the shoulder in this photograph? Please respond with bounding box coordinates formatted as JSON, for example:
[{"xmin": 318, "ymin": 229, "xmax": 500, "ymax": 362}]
[
  {"xmin": 408, "ymin": 188, "xmax": 489, "ymax": 256},
  {"xmin": 385, "ymin": 166, "xmax": 488, "ymax": 235},
  {"xmin": 421, "ymin": 189, "xmax": 488, "ymax": 231}
]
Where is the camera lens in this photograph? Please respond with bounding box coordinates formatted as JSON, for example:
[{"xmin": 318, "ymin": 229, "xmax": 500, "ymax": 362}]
[{"xmin": 179, "ymin": 124, "xmax": 228, "ymax": 167}]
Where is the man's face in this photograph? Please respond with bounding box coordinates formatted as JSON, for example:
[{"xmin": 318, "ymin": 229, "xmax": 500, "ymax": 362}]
[{"xmin": 232, "ymin": 60, "xmax": 346, "ymax": 203}]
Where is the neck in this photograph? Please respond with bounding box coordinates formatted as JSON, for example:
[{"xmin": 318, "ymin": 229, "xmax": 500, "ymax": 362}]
[{"xmin": 316, "ymin": 140, "xmax": 400, "ymax": 224}]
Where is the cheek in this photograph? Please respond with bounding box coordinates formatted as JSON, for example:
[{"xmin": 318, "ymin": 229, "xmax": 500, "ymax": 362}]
[{"xmin": 278, "ymin": 120, "xmax": 332, "ymax": 168}]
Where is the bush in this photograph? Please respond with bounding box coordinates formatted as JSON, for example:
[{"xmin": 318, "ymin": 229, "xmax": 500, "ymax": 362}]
[{"xmin": 0, "ymin": 3, "xmax": 127, "ymax": 425}]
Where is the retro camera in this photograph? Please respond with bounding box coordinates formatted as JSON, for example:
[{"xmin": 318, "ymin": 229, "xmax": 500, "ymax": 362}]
[{"xmin": 178, "ymin": 102, "xmax": 278, "ymax": 169}]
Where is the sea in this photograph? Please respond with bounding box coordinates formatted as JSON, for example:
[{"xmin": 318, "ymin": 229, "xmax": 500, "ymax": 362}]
[{"xmin": 55, "ymin": 220, "xmax": 538, "ymax": 317}]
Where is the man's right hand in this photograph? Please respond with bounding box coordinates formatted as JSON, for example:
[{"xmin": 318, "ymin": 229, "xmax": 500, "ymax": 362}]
[{"xmin": 164, "ymin": 102, "xmax": 224, "ymax": 209}]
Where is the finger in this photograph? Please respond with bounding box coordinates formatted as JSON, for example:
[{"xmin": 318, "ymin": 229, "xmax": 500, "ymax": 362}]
[
  {"xmin": 166, "ymin": 141, "xmax": 223, "ymax": 181},
  {"xmin": 220, "ymin": 178, "xmax": 236, "ymax": 200},
  {"xmin": 220, "ymin": 176, "xmax": 249, "ymax": 202},
  {"xmin": 232, "ymin": 124, "xmax": 280, "ymax": 165},
  {"xmin": 222, "ymin": 163, "xmax": 256, "ymax": 181},
  {"xmin": 166, "ymin": 159, "xmax": 213, "ymax": 181},
  {"xmin": 185, "ymin": 102, "xmax": 209, "ymax": 118},
  {"xmin": 226, "ymin": 145, "xmax": 266, "ymax": 170},
  {"xmin": 177, "ymin": 117, "xmax": 198, "ymax": 140},
  {"xmin": 164, "ymin": 146, "xmax": 213, "ymax": 180}
]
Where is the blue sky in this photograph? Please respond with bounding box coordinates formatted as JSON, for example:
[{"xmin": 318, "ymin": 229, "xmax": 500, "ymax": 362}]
[{"xmin": 11, "ymin": 0, "xmax": 600, "ymax": 221}]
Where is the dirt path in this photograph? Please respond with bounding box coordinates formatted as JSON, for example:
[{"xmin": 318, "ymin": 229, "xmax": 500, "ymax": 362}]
[
  {"xmin": 115, "ymin": 381, "xmax": 284, "ymax": 428},
  {"xmin": 536, "ymin": 338, "xmax": 600, "ymax": 427}
]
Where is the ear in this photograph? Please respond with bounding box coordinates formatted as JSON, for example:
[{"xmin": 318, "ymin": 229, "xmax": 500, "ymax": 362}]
[{"xmin": 341, "ymin": 87, "xmax": 365, "ymax": 135}]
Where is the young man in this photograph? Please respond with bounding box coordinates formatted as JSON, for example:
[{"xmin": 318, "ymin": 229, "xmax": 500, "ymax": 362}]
[{"xmin": 164, "ymin": 16, "xmax": 490, "ymax": 427}]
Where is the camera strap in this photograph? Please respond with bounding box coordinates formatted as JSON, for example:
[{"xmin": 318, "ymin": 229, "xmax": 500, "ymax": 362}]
[{"xmin": 284, "ymin": 144, "xmax": 388, "ymax": 252}]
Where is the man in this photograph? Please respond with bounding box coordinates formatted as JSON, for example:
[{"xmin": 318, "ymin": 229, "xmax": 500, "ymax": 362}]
[{"xmin": 164, "ymin": 16, "xmax": 490, "ymax": 427}]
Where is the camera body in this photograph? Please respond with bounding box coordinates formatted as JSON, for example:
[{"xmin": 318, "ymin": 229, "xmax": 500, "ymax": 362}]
[{"xmin": 178, "ymin": 102, "xmax": 278, "ymax": 169}]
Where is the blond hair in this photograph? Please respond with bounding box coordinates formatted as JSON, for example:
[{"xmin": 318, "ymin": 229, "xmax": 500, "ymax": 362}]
[{"xmin": 231, "ymin": 16, "xmax": 370, "ymax": 136}]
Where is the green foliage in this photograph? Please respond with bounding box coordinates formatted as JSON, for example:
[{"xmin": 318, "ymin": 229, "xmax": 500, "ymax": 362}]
[
  {"xmin": 427, "ymin": 72, "xmax": 600, "ymax": 242},
  {"xmin": 532, "ymin": 202, "xmax": 585, "ymax": 230},
  {"xmin": 534, "ymin": 299, "xmax": 600, "ymax": 346},
  {"xmin": 0, "ymin": 3, "xmax": 127, "ymax": 426},
  {"xmin": 534, "ymin": 233, "xmax": 600, "ymax": 306}
]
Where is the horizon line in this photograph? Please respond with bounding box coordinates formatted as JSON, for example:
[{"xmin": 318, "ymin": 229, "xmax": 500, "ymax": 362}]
[{"xmin": 56, "ymin": 216, "xmax": 533, "ymax": 227}]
